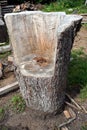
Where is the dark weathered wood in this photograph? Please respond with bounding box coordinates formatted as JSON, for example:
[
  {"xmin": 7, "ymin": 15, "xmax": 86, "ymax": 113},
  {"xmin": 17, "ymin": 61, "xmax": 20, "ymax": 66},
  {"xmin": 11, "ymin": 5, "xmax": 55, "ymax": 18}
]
[
  {"xmin": 0, "ymin": 17, "xmax": 8, "ymax": 42},
  {"xmin": 5, "ymin": 12, "xmax": 82, "ymax": 116}
]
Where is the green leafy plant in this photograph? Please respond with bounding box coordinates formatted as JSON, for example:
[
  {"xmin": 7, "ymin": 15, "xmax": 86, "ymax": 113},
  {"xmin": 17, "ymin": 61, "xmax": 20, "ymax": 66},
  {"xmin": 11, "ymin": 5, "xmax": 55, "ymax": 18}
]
[
  {"xmin": 42, "ymin": 0, "xmax": 87, "ymax": 14},
  {"xmin": 11, "ymin": 95, "xmax": 26, "ymax": 113},
  {"xmin": 68, "ymin": 48, "xmax": 87, "ymax": 99}
]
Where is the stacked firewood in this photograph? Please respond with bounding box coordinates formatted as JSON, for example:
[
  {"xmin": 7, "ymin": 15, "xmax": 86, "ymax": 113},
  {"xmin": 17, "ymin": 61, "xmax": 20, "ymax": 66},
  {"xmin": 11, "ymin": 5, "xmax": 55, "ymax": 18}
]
[{"xmin": 13, "ymin": 1, "xmax": 37, "ymax": 12}]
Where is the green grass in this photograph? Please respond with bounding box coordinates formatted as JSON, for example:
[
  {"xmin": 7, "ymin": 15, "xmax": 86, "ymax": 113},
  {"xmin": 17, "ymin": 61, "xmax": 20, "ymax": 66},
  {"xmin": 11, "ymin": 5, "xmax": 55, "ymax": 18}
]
[
  {"xmin": 68, "ymin": 48, "xmax": 87, "ymax": 99},
  {"xmin": 10, "ymin": 95, "xmax": 26, "ymax": 113},
  {"xmin": 42, "ymin": 1, "xmax": 87, "ymax": 14},
  {"xmin": 77, "ymin": 5, "xmax": 87, "ymax": 14},
  {"xmin": 42, "ymin": 2, "xmax": 67, "ymax": 12}
]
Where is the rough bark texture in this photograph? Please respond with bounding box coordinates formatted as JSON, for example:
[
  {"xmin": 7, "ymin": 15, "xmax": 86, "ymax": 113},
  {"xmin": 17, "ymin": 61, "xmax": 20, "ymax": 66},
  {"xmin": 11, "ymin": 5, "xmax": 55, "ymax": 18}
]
[{"xmin": 4, "ymin": 11, "xmax": 82, "ymax": 116}]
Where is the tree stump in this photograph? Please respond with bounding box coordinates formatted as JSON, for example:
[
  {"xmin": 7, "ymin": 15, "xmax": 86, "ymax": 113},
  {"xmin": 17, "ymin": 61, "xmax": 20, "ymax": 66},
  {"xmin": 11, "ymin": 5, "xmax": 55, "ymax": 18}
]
[{"xmin": 4, "ymin": 11, "xmax": 82, "ymax": 117}]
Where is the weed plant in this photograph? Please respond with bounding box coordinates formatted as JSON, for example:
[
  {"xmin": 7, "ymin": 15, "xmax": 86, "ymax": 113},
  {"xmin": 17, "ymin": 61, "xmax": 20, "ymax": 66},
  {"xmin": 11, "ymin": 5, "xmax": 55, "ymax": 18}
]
[{"xmin": 10, "ymin": 95, "xmax": 26, "ymax": 113}]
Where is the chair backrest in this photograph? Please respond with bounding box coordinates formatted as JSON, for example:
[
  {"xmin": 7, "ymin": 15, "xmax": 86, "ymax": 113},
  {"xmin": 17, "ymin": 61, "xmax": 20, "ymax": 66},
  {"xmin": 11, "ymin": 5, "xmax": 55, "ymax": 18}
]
[{"xmin": 5, "ymin": 11, "xmax": 66, "ymax": 65}]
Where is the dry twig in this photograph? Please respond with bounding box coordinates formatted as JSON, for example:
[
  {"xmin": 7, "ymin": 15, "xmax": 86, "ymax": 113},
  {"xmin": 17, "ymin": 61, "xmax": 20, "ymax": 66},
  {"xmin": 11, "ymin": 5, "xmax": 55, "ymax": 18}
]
[{"xmin": 65, "ymin": 93, "xmax": 82, "ymax": 110}]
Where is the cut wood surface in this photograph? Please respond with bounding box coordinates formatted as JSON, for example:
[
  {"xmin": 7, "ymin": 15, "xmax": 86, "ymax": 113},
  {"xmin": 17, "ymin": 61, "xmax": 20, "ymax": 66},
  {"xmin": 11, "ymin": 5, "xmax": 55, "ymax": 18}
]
[
  {"xmin": 63, "ymin": 110, "xmax": 71, "ymax": 119},
  {"xmin": 61, "ymin": 126, "xmax": 69, "ymax": 130},
  {"xmin": 0, "ymin": 81, "xmax": 19, "ymax": 95}
]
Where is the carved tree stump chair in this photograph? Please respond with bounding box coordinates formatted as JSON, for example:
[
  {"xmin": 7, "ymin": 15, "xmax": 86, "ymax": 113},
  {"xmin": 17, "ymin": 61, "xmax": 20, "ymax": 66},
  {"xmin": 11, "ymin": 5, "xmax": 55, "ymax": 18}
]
[{"xmin": 5, "ymin": 11, "xmax": 82, "ymax": 117}]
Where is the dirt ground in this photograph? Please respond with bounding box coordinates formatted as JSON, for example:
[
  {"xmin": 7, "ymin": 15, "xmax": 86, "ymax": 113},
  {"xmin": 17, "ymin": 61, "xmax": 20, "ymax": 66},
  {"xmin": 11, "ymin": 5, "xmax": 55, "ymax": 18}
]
[{"xmin": 0, "ymin": 26, "xmax": 87, "ymax": 130}]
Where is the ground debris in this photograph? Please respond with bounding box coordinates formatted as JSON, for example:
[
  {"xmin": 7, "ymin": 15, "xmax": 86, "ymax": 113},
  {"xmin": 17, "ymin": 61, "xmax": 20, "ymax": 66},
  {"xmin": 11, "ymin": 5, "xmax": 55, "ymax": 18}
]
[
  {"xmin": 65, "ymin": 93, "xmax": 82, "ymax": 110},
  {"xmin": 65, "ymin": 93, "xmax": 87, "ymax": 113},
  {"xmin": 58, "ymin": 109, "xmax": 76, "ymax": 128}
]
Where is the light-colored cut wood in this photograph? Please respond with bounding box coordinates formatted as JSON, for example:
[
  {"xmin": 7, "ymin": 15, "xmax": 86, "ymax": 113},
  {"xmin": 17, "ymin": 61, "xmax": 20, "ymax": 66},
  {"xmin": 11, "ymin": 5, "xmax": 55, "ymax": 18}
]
[
  {"xmin": 61, "ymin": 127, "xmax": 69, "ymax": 130},
  {"xmin": 63, "ymin": 110, "xmax": 71, "ymax": 119}
]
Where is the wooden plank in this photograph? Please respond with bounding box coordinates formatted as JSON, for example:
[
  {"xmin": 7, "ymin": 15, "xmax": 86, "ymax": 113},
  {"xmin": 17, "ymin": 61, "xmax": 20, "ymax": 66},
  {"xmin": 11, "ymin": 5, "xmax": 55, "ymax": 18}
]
[
  {"xmin": 0, "ymin": 42, "xmax": 6, "ymax": 46},
  {"xmin": 0, "ymin": 81, "xmax": 19, "ymax": 95},
  {"xmin": 0, "ymin": 44, "xmax": 11, "ymax": 53}
]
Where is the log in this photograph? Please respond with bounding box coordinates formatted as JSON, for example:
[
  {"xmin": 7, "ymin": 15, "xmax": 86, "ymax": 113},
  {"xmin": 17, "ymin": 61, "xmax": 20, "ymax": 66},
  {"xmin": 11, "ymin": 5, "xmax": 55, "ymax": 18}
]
[
  {"xmin": 4, "ymin": 11, "xmax": 82, "ymax": 116},
  {"xmin": 0, "ymin": 81, "xmax": 19, "ymax": 95},
  {"xmin": 0, "ymin": 44, "xmax": 11, "ymax": 53}
]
